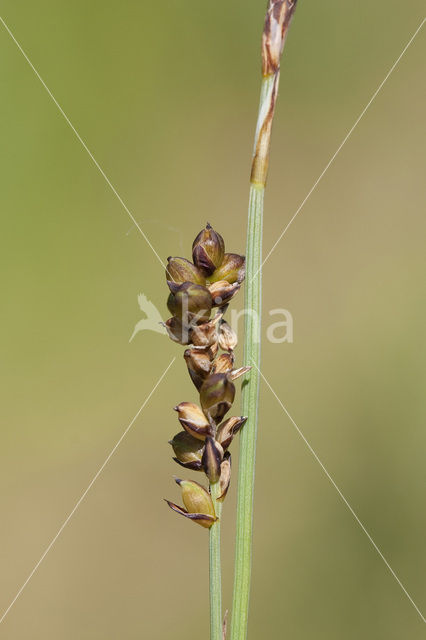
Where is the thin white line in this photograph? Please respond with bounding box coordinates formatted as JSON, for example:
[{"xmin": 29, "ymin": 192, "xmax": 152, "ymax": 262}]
[
  {"xmin": 253, "ymin": 362, "xmax": 426, "ymax": 623},
  {"xmin": 0, "ymin": 15, "xmax": 166, "ymax": 270},
  {"xmin": 253, "ymin": 17, "xmax": 425, "ymax": 281},
  {"xmin": 0, "ymin": 357, "xmax": 176, "ymax": 625}
]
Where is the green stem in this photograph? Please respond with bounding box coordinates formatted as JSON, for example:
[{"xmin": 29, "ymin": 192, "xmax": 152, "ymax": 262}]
[
  {"xmin": 209, "ymin": 481, "xmax": 223, "ymax": 640},
  {"xmin": 230, "ymin": 182, "xmax": 264, "ymax": 640},
  {"xmin": 230, "ymin": 70, "xmax": 273, "ymax": 640},
  {"xmin": 229, "ymin": 4, "xmax": 298, "ymax": 635}
]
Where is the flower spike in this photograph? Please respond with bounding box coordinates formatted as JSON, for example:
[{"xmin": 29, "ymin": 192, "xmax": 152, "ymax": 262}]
[{"xmin": 163, "ymin": 225, "xmax": 246, "ymax": 530}]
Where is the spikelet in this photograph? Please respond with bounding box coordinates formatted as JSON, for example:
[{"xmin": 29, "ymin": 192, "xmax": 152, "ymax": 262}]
[{"xmin": 164, "ymin": 225, "xmax": 251, "ymax": 528}]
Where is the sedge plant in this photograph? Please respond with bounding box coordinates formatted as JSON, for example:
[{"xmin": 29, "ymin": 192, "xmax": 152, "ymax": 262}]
[{"xmin": 164, "ymin": 2, "xmax": 298, "ymax": 639}]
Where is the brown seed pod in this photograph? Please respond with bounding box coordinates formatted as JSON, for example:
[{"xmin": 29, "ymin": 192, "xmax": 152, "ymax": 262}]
[
  {"xmin": 190, "ymin": 320, "xmax": 219, "ymax": 348},
  {"xmin": 209, "ymin": 281, "xmax": 241, "ymax": 306},
  {"xmin": 166, "ymin": 257, "xmax": 205, "ymax": 288},
  {"xmin": 200, "ymin": 373, "xmax": 236, "ymax": 423},
  {"xmin": 201, "ymin": 436, "xmax": 224, "ymax": 483},
  {"xmin": 211, "ymin": 352, "xmax": 235, "ymax": 375},
  {"xmin": 174, "ymin": 402, "xmax": 212, "ymax": 440},
  {"xmin": 167, "ymin": 282, "xmax": 212, "ymax": 324},
  {"xmin": 192, "ymin": 224, "xmax": 225, "ymax": 276},
  {"xmin": 165, "ymin": 479, "xmax": 217, "ymax": 529},
  {"xmin": 164, "ymin": 317, "xmax": 191, "ymax": 345},
  {"xmin": 209, "ymin": 253, "xmax": 245, "ymax": 284},
  {"xmin": 184, "ymin": 348, "xmax": 212, "ymax": 390},
  {"xmin": 169, "ymin": 431, "xmax": 205, "ymax": 470}
]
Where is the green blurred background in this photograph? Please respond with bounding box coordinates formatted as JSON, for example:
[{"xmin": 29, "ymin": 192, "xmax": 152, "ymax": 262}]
[{"xmin": 1, "ymin": 1, "xmax": 425, "ymax": 638}]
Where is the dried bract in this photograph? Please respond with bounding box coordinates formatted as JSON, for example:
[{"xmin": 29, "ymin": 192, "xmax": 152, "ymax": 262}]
[
  {"xmin": 216, "ymin": 416, "xmax": 247, "ymax": 450},
  {"xmin": 261, "ymin": 0, "xmax": 298, "ymax": 77},
  {"xmin": 228, "ymin": 366, "xmax": 251, "ymax": 381},
  {"xmin": 218, "ymin": 320, "xmax": 238, "ymax": 352},
  {"xmin": 218, "ymin": 452, "xmax": 232, "ymax": 502}
]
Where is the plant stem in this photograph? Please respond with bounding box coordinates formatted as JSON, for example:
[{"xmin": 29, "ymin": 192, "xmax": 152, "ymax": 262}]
[
  {"xmin": 209, "ymin": 481, "xmax": 223, "ymax": 640},
  {"xmin": 230, "ymin": 3, "xmax": 298, "ymax": 639},
  {"xmin": 230, "ymin": 182, "xmax": 263, "ymax": 640}
]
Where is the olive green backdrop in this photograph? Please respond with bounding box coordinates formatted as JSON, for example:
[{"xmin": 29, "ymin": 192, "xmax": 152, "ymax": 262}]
[{"xmin": 1, "ymin": 1, "xmax": 425, "ymax": 638}]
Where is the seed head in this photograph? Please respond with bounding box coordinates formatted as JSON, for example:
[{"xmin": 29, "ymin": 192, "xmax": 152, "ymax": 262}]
[{"xmin": 164, "ymin": 226, "xmax": 246, "ymax": 521}]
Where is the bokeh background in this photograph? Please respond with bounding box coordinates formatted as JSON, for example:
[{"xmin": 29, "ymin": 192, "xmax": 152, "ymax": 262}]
[{"xmin": 1, "ymin": 1, "xmax": 425, "ymax": 638}]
